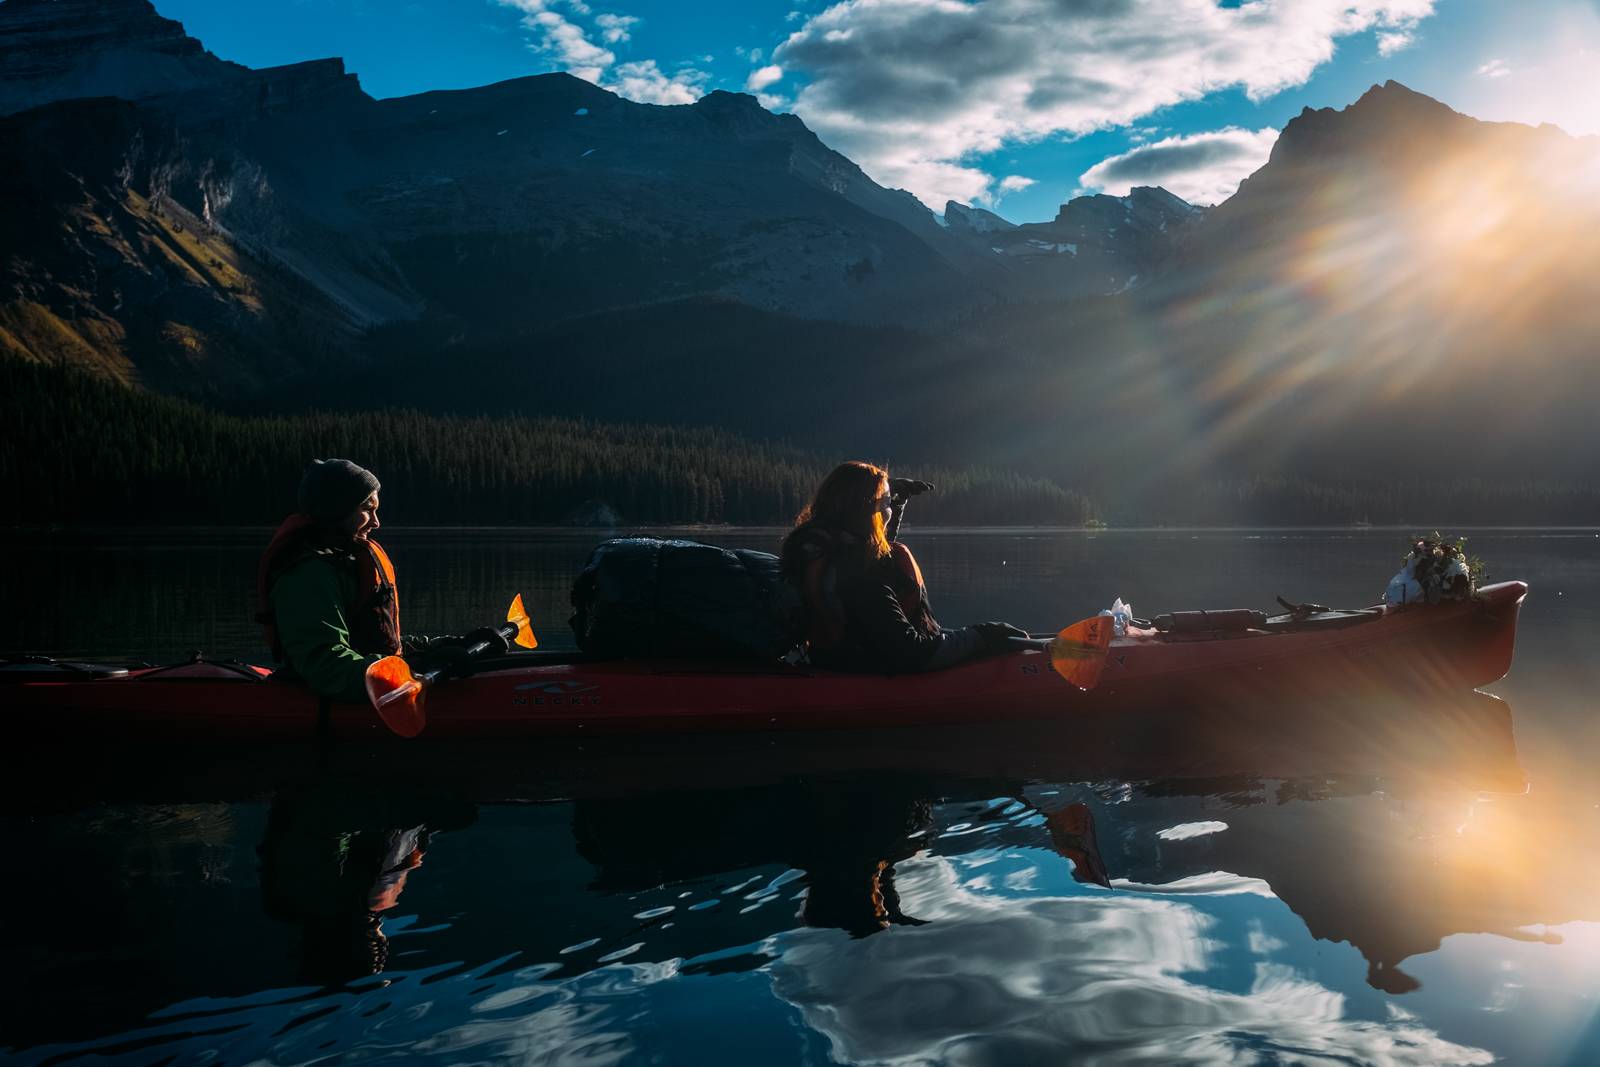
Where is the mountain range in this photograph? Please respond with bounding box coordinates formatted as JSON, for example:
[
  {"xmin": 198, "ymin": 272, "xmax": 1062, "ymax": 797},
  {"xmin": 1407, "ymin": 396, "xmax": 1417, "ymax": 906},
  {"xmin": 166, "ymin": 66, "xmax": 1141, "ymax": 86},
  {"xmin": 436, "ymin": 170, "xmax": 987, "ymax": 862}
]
[{"xmin": 3, "ymin": 0, "xmax": 1597, "ymax": 518}]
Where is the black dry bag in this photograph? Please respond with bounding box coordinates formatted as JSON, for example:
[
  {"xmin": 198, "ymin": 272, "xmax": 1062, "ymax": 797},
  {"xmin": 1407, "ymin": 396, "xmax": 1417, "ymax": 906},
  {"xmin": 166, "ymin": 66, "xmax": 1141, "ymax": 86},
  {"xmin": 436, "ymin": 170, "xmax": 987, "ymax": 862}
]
[{"xmin": 570, "ymin": 538, "xmax": 803, "ymax": 661}]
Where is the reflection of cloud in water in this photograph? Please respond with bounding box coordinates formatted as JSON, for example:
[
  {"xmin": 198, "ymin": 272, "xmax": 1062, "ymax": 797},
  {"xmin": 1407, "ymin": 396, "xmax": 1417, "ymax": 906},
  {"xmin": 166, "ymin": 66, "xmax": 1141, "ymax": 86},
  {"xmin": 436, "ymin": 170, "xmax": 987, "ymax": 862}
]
[
  {"xmin": 394, "ymin": 960, "xmax": 681, "ymax": 1066},
  {"xmin": 1113, "ymin": 870, "xmax": 1276, "ymax": 897},
  {"xmin": 769, "ymin": 857, "xmax": 1492, "ymax": 1066},
  {"xmin": 1158, "ymin": 821, "xmax": 1229, "ymax": 841},
  {"xmin": 26, "ymin": 957, "xmax": 677, "ymax": 1066},
  {"xmin": 1247, "ymin": 919, "xmax": 1287, "ymax": 956}
]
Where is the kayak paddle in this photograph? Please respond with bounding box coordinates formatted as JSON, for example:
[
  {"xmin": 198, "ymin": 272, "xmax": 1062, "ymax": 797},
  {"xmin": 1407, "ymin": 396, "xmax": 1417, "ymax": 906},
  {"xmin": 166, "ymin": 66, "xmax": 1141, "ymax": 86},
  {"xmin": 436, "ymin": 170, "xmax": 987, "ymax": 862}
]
[
  {"xmin": 1048, "ymin": 615, "xmax": 1114, "ymax": 690},
  {"xmin": 365, "ymin": 594, "xmax": 538, "ymax": 738}
]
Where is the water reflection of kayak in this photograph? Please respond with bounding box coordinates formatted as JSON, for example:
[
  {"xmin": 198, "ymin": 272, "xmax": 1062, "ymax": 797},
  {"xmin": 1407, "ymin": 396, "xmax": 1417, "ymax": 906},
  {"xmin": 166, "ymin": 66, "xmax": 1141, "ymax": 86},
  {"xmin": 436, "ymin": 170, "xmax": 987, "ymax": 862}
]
[
  {"xmin": 0, "ymin": 692, "xmax": 1539, "ymax": 1057},
  {"xmin": 1, "ymin": 690, "xmax": 1525, "ymax": 818},
  {"xmin": 6, "ymin": 581, "xmax": 1526, "ymax": 742},
  {"xmin": 238, "ymin": 689, "xmax": 1528, "ymax": 987},
  {"xmin": 547, "ymin": 694, "xmax": 1558, "ymax": 1002}
]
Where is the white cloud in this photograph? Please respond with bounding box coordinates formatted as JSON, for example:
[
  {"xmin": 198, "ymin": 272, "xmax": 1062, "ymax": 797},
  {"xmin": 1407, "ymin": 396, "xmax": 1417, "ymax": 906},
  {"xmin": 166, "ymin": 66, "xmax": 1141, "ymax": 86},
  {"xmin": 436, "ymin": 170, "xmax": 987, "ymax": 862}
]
[
  {"xmin": 786, "ymin": 9, "xmax": 804, "ymax": 22},
  {"xmin": 997, "ymin": 174, "xmax": 1035, "ymax": 193},
  {"xmin": 746, "ymin": 64, "xmax": 784, "ymax": 91},
  {"xmin": 504, "ymin": 1, "xmax": 614, "ymax": 84},
  {"xmin": 1476, "ymin": 57, "xmax": 1512, "ymax": 78},
  {"xmin": 1079, "ymin": 126, "xmax": 1279, "ymax": 207},
  {"xmin": 775, "ymin": 0, "xmax": 1438, "ymax": 208},
  {"xmin": 492, "ymin": 1, "xmax": 708, "ymax": 105},
  {"xmin": 608, "ymin": 59, "xmax": 708, "ymax": 105},
  {"xmin": 1377, "ymin": 29, "xmax": 1417, "ymax": 55},
  {"xmin": 594, "ymin": 12, "xmax": 638, "ymax": 44}
]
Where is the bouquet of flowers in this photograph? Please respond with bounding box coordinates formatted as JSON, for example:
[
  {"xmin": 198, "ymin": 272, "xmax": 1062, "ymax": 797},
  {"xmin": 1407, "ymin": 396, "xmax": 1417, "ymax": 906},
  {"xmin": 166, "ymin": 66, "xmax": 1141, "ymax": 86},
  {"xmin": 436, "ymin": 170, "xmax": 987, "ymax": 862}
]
[{"xmin": 1384, "ymin": 533, "xmax": 1484, "ymax": 606}]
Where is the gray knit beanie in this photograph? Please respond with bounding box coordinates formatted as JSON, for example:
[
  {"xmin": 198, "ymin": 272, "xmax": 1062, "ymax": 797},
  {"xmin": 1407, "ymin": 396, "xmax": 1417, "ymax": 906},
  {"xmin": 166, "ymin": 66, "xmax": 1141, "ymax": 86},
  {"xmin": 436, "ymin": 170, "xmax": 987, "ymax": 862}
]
[{"xmin": 298, "ymin": 459, "xmax": 381, "ymax": 521}]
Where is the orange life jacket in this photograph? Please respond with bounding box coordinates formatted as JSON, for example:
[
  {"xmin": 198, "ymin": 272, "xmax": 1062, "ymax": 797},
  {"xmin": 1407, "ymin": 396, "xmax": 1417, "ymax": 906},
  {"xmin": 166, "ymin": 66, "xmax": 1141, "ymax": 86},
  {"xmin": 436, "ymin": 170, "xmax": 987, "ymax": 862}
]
[
  {"xmin": 803, "ymin": 542, "xmax": 935, "ymax": 652},
  {"xmin": 256, "ymin": 514, "xmax": 401, "ymax": 660}
]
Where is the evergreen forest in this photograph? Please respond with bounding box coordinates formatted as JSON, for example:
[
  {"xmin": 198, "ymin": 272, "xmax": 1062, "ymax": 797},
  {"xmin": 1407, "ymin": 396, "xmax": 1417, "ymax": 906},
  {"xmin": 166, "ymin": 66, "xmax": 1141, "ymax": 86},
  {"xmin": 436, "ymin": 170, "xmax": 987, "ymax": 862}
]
[
  {"xmin": 0, "ymin": 359, "xmax": 1092, "ymax": 526},
  {"xmin": 5, "ymin": 358, "xmax": 1597, "ymax": 527}
]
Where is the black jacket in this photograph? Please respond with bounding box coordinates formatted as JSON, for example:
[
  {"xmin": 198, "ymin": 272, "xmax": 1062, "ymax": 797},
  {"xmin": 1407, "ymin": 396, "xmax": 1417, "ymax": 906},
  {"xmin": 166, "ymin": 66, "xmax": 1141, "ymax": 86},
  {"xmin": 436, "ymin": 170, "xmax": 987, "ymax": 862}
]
[{"xmin": 784, "ymin": 528, "xmax": 981, "ymax": 673}]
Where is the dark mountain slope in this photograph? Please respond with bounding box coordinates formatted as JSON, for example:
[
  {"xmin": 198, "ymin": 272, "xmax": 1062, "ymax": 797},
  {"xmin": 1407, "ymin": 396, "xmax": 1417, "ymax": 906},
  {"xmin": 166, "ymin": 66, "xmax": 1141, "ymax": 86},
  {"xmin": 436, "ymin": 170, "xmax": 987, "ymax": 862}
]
[
  {"xmin": 0, "ymin": 0, "xmax": 1041, "ymax": 395},
  {"xmin": 0, "ymin": 97, "xmax": 367, "ymax": 393},
  {"xmin": 0, "ymin": 0, "xmax": 237, "ymax": 114},
  {"xmin": 2, "ymin": 0, "xmax": 1595, "ymax": 517}
]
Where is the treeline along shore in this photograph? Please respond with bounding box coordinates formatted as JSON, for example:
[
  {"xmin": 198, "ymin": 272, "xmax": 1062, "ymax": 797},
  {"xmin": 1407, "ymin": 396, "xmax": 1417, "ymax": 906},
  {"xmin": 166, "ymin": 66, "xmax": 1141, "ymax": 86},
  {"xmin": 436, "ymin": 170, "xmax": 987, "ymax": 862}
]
[
  {"xmin": 5, "ymin": 358, "xmax": 1598, "ymax": 527},
  {"xmin": 1, "ymin": 359, "xmax": 1092, "ymax": 526}
]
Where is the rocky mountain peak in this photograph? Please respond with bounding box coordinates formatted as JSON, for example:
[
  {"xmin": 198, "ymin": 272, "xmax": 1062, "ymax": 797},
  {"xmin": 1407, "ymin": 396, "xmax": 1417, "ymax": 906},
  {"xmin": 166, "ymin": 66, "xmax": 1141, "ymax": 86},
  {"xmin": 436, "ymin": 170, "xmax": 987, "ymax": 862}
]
[
  {"xmin": 1350, "ymin": 79, "xmax": 1461, "ymax": 118},
  {"xmin": 937, "ymin": 184, "xmax": 1200, "ymax": 299},
  {"xmin": 1124, "ymin": 185, "xmax": 1201, "ymax": 217},
  {"xmin": 944, "ymin": 201, "xmax": 1017, "ymax": 234},
  {"xmin": 1267, "ymin": 80, "xmax": 1473, "ymax": 172},
  {"xmin": 691, "ymin": 88, "xmax": 808, "ymax": 140},
  {"xmin": 1052, "ymin": 185, "xmax": 1198, "ymax": 231},
  {"xmin": 694, "ymin": 89, "xmax": 763, "ymax": 113},
  {"xmin": 0, "ymin": 0, "xmax": 242, "ymax": 115},
  {"xmin": 2, "ymin": 0, "xmax": 183, "ymax": 38}
]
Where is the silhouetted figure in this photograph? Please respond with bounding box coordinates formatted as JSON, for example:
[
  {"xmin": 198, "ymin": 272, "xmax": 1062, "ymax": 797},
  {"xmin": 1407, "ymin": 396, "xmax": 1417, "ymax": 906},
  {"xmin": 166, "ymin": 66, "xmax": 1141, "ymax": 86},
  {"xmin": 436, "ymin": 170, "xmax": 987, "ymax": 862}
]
[{"xmin": 781, "ymin": 461, "xmax": 1028, "ymax": 672}]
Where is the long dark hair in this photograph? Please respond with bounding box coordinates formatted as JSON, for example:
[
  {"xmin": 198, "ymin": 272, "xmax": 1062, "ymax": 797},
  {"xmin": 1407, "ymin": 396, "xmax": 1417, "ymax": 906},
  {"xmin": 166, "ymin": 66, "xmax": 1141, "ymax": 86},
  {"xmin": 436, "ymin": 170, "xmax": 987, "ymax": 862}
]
[{"xmin": 781, "ymin": 461, "xmax": 892, "ymax": 576}]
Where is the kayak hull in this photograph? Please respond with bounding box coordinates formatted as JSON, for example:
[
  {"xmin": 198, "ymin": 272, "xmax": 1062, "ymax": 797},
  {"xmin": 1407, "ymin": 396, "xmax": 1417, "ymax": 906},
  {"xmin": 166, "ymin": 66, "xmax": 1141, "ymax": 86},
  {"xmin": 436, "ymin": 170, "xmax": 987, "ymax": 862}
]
[{"xmin": 6, "ymin": 581, "xmax": 1527, "ymax": 743}]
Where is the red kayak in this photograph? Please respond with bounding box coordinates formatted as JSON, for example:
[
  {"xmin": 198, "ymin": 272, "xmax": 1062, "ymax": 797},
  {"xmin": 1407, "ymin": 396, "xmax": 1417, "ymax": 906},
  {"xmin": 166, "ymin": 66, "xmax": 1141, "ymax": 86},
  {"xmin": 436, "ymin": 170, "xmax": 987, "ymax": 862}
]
[{"xmin": 5, "ymin": 581, "xmax": 1526, "ymax": 742}]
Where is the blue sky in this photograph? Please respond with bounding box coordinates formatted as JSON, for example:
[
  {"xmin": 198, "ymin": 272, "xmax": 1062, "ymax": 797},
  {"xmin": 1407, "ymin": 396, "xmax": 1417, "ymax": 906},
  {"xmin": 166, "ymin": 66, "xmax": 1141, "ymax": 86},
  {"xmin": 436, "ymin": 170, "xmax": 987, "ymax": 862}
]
[{"xmin": 157, "ymin": 0, "xmax": 1600, "ymax": 222}]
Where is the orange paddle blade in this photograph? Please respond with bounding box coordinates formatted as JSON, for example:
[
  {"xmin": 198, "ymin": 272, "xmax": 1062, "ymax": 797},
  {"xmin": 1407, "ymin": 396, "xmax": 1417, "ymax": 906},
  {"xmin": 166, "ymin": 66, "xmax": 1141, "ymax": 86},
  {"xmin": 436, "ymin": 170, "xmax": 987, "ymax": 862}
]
[
  {"xmin": 1049, "ymin": 615, "xmax": 1114, "ymax": 690},
  {"xmin": 507, "ymin": 593, "xmax": 538, "ymax": 650},
  {"xmin": 365, "ymin": 655, "xmax": 427, "ymax": 738}
]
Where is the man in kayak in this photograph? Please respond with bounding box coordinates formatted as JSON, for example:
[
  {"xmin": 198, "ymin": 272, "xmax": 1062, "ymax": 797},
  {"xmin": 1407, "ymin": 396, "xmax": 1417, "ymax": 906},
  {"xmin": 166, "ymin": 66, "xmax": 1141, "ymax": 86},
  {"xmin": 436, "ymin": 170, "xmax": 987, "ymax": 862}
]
[
  {"xmin": 256, "ymin": 459, "xmax": 505, "ymax": 703},
  {"xmin": 779, "ymin": 461, "xmax": 1032, "ymax": 672}
]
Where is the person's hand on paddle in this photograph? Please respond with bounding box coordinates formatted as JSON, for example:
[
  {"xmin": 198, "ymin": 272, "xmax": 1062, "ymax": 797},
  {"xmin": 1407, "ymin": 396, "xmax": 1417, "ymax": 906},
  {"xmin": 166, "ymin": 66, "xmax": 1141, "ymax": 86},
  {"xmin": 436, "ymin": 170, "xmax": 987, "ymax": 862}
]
[
  {"xmin": 368, "ymin": 596, "xmax": 536, "ymax": 738},
  {"xmin": 456, "ymin": 626, "xmax": 512, "ymax": 655},
  {"xmin": 971, "ymin": 621, "xmax": 1031, "ymax": 654},
  {"xmin": 404, "ymin": 641, "xmax": 472, "ymax": 676},
  {"xmin": 888, "ymin": 477, "xmax": 934, "ymax": 503},
  {"xmin": 404, "ymin": 628, "xmax": 509, "ymax": 675}
]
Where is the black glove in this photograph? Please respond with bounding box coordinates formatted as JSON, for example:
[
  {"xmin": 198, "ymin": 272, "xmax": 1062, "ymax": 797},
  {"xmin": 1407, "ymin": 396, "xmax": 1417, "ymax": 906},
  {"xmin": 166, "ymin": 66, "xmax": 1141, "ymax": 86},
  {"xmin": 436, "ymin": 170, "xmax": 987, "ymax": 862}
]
[
  {"xmin": 403, "ymin": 627, "xmax": 509, "ymax": 675},
  {"xmin": 455, "ymin": 626, "xmax": 511, "ymax": 656},
  {"xmin": 970, "ymin": 621, "xmax": 1031, "ymax": 654},
  {"xmin": 404, "ymin": 641, "xmax": 473, "ymax": 676},
  {"xmin": 889, "ymin": 477, "xmax": 934, "ymax": 502}
]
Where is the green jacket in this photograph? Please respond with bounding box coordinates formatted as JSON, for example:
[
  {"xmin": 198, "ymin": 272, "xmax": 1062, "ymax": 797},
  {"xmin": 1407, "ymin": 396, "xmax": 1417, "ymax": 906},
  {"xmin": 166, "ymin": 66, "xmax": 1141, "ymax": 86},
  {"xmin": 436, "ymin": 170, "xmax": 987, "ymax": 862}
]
[{"xmin": 270, "ymin": 556, "xmax": 381, "ymax": 703}]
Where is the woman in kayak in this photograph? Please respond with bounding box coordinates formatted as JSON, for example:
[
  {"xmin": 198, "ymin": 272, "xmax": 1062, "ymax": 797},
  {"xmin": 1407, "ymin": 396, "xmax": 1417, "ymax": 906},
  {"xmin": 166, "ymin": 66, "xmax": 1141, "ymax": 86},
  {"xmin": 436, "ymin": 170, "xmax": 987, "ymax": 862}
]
[
  {"xmin": 256, "ymin": 459, "xmax": 505, "ymax": 703},
  {"xmin": 780, "ymin": 461, "xmax": 1031, "ymax": 672}
]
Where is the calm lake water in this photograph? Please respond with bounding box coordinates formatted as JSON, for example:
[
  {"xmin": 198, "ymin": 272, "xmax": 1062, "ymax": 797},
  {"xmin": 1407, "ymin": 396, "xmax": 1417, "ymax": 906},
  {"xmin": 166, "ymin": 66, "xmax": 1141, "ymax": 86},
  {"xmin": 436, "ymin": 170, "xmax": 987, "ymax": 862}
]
[{"xmin": 3, "ymin": 527, "xmax": 1599, "ymax": 1066}]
